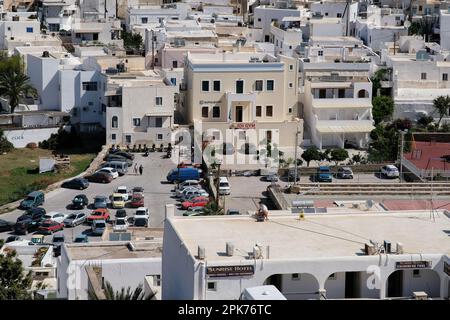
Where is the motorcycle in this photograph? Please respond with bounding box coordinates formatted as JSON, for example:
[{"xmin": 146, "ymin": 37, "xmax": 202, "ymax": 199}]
[{"xmin": 143, "ymin": 150, "xmax": 149, "ymax": 157}]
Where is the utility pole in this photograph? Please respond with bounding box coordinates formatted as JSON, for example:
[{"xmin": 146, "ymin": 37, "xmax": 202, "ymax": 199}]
[
  {"xmin": 399, "ymin": 130, "xmax": 406, "ymax": 182},
  {"xmin": 393, "ymin": 32, "xmax": 397, "ymax": 55},
  {"xmin": 151, "ymin": 29, "xmax": 155, "ymax": 69},
  {"xmin": 215, "ymin": 161, "xmax": 222, "ymax": 203},
  {"xmin": 294, "ymin": 128, "xmax": 300, "ymax": 185}
]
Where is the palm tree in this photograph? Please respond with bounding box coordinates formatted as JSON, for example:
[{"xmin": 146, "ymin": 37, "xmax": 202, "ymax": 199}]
[
  {"xmin": 88, "ymin": 280, "xmax": 155, "ymax": 300},
  {"xmin": 0, "ymin": 69, "xmax": 37, "ymax": 114},
  {"xmin": 433, "ymin": 95, "xmax": 450, "ymax": 127}
]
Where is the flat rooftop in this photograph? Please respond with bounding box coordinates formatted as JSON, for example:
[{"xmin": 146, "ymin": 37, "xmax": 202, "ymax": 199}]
[
  {"xmin": 170, "ymin": 211, "xmax": 450, "ymax": 261},
  {"xmin": 188, "ymin": 52, "xmax": 278, "ymax": 64},
  {"xmin": 66, "ymin": 241, "xmax": 163, "ymax": 260}
]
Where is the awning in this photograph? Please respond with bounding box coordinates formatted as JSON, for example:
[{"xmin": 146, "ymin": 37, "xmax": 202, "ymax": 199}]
[
  {"xmin": 316, "ymin": 121, "xmax": 374, "ymax": 133},
  {"xmin": 312, "ymin": 99, "xmax": 372, "ymax": 109}
]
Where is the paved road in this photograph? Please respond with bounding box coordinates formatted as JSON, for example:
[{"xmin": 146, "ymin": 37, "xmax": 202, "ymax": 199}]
[{"xmin": 0, "ymin": 152, "xmax": 182, "ymax": 244}]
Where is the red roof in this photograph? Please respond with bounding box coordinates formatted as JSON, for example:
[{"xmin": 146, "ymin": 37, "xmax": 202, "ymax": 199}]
[
  {"xmin": 403, "ymin": 141, "xmax": 450, "ymax": 171},
  {"xmin": 381, "ymin": 199, "xmax": 450, "ymax": 211}
]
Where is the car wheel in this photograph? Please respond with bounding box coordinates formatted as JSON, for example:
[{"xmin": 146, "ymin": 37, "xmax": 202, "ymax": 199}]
[{"xmin": 80, "ymin": 187, "xmax": 83, "ymax": 190}]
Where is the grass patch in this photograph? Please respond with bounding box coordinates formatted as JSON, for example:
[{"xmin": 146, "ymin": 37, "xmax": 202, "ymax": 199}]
[{"xmin": 0, "ymin": 148, "xmax": 95, "ymax": 207}]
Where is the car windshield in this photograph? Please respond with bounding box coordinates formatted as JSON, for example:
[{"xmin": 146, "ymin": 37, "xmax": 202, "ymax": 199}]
[
  {"xmin": 113, "ymin": 197, "xmax": 123, "ymax": 201},
  {"xmin": 95, "ymin": 223, "xmax": 106, "ymax": 228},
  {"xmin": 25, "ymin": 196, "xmax": 35, "ymax": 201},
  {"xmin": 219, "ymin": 183, "xmax": 229, "ymax": 187},
  {"xmin": 53, "ymin": 237, "xmax": 64, "ymax": 242},
  {"xmin": 95, "ymin": 197, "xmax": 105, "ymax": 202},
  {"xmin": 136, "ymin": 210, "xmax": 146, "ymax": 215},
  {"xmin": 387, "ymin": 167, "xmax": 397, "ymax": 172},
  {"xmin": 116, "ymin": 220, "xmax": 126, "ymax": 225},
  {"xmin": 319, "ymin": 168, "xmax": 330, "ymax": 173},
  {"xmin": 92, "ymin": 211, "xmax": 103, "ymax": 216},
  {"xmin": 74, "ymin": 237, "xmax": 86, "ymax": 243},
  {"xmin": 74, "ymin": 197, "xmax": 83, "ymax": 202},
  {"xmin": 117, "ymin": 189, "xmax": 126, "ymax": 194}
]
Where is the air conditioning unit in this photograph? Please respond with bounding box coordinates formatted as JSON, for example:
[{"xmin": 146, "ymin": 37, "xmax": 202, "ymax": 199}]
[{"xmin": 365, "ymin": 243, "xmax": 376, "ymax": 255}]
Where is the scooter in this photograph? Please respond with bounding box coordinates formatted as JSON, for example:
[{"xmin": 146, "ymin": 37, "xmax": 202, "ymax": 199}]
[{"xmin": 143, "ymin": 150, "xmax": 149, "ymax": 157}]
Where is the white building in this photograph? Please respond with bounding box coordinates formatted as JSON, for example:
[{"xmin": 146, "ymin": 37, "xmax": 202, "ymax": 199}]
[
  {"xmin": 41, "ymin": 0, "xmax": 78, "ymax": 32},
  {"xmin": 70, "ymin": 18, "xmax": 122, "ymax": 47},
  {"xmin": 162, "ymin": 211, "xmax": 450, "ymax": 300},
  {"xmin": 440, "ymin": 9, "xmax": 450, "ymax": 51},
  {"xmin": 57, "ymin": 240, "xmax": 162, "ymax": 300},
  {"xmin": 269, "ymin": 18, "xmax": 302, "ymax": 56},
  {"xmin": 126, "ymin": 3, "xmax": 190, "ymax": 31}
]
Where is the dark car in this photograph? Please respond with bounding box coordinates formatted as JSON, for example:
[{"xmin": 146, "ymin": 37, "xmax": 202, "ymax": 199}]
[
  {"xmin": 132, "ymin": 186, "xmax": 144, "ymax": 194},
  {"xmin": 14, "ymin": 218, "xmax": 41, "ymax": 235},
  {"xmin": 16, "ymin": 207, "xmax": 46, "ymax": 223},
  {"xmin": 0, "ymin": 219, "xmax": 15, "ymax": 232},
  {"xmin": 72, "ymin": 194, "xmax": 89, "ymax": 209},
  {"xmin": 107, "ymin": 151, "xmax": 134, "ymax": 160},
  {"xmin": 227, "ymin": 209, "xmax": 240, "ymax": 215},
  {"xmin": 5, "ymin": 235, "xmax": 22, "ymax": 243},
  {"xmin": 105, "ymin": 155, "xmax": 133, "ymax": 167},
  {"xmin": 19, "ymin": 191, "xmax": 45, "ymax": 210},
  {"xmin": 85, "ymin": 172, "xmax": 113, "ymax": 184},
  {"xmin": 134, "ymin": 217, "xmax": 148, "ymax": 227},
  {"xmin": 52, "ymin": 233, "xmax": 65, "ymax": 257},
  {"xmin": 115, "ymin": 209, "xmax": 127, "ymax": 219},
  {"xmin": 38, "ymin": 220, "xmax": 64, "ymax": 235},
  {"xmin": 61, "ymin": 178, "xmax": 89, "ymax": 190}
]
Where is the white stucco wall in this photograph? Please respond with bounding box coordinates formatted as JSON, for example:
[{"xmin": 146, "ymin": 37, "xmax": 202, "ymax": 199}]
[{"xmin": 4, "ymin": 127, "xmax": 59, "ymax": 148}]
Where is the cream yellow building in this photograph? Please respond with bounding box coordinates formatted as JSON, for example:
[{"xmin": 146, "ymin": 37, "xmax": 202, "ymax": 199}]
[{"xmin": 184, "ymin": 51, "xmax": 303, "ymax": 153}]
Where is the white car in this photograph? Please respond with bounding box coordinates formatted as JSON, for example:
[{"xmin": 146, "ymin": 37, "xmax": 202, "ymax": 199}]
[
  {"xmin": 176, "ymin": 185, "xmax": 201, "ymax": 197},
  {"xmin": 181, "ymin": 189, "xmax": 209, "ymax": 201},
  {"xmin": 116, "ymin": 186, "xmax": 130, "ymax": 201},
  {"xmin": 134, "ymin": 207, "xmax": 149, "ymax": 220},
  {"xmin": 176, "ymin": 180, "xmax": 200, "ymax": 191},
  {"xmin": 43, "ymin": 212, "xmax": 67, "ymax": 224},
  {"xmin": 113, "ymin": 218, "xmax": 128, "ymax": 232},
  {"xmin": 381, "ymin": 165, "xmax": 399, "ymax": 178},
  {"xmin": 96, "ymin": 167, "xmax": 119, "ymax": 179},
  {"xmin": 218, "ymin": 177, "xmax": 231, "ymax": 195}
]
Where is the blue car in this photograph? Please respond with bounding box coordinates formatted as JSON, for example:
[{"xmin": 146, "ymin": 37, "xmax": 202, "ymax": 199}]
[
  {"xmin": 316, "ymin": 166, "xmax": 332, "ymax": 182},
  {"xmin": 167, "ymin": 167, "xmax": 201, "ymax": 183},
  {"xmin": 74, "ymin": 234, "xmax": 89, "ymax": 243}
]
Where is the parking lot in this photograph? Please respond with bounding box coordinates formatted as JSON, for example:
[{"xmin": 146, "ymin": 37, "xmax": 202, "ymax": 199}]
[
  {"xmin": 293, "ymin": 172, "xmax": 400, "ymax": 184},
  {"xmin": 0, "ymin": 152, "xmax": 182, "ymax": 244}
]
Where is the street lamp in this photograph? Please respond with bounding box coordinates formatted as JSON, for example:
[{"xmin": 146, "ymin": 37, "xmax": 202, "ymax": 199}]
[{"xmin": 399, "ymin": 129, "xmax": 408, "ymax": 182}]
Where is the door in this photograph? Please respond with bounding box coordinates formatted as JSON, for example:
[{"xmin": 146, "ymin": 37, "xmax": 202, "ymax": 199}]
[
  {"xmin": 236, "ymin": 80, "xmax": 244, "ymax": 94},
  {"xmin": 236, "ymin": 106, "xmax": 243, "ymax": 122},
  {"xmin": 387, "ymin": 271, "xmax": 403, "ymax": 297},
  {"xmin": 345, "ymin": 272, "xmax": 360, "ymax": 298},
  {"xmin": 155, "ymin": 117, "xmax": 163, "ymax": 128}
]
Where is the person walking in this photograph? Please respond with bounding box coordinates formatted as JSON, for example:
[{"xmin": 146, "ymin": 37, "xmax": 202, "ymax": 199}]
[
  {"xmin": 139, "ymin": 164, "xmax": 143, "ymax": 176},
  {"xmin": 134, "ymin": 163, "xmax": 138, "ymax": 175}
]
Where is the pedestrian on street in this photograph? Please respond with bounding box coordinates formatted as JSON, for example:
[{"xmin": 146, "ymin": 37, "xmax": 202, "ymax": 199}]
[
  {"xmin": 139, "ymin": 164, "xmax": 143, "ymax": 175},
  {"xmin": 134, "ymin": 163, "xmax": 138, "ymax": 175}
]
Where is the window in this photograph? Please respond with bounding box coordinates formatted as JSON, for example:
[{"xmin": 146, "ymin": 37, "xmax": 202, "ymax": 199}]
[
  {"xmin": 289, "ymin": 64, "xmax": 294, "ymax": 71},
  {"xmin": 93, "ymin": 33, "xmax": 98, "ymax": 41},
  {"xmin": 288, "ymin": 107, "xmax": 293, "ymax": 113},
  {"xmin": 443, "ymin": 73, "xmax": 448, "ymax": 81},
  {"xmin": 170, "ymin": 78, "xmax": 176, "ymax": 85},
  {"xmin": 337, "ymin": 13, "xmax": 342, "ymax": 18},
  {"xmin": 202, "ymin": 106, "xmax": 209, "ymax": 118},
  {"xmin": 255, "ymin": 80, "xmax": 263, "ymax": 91},
  {"xmin": 318, "ymin": 50, "xmax": 323, "ymax": 57},
  {"xmin": 75, "ymin": 33, "xmax": 81, "ymax": 38},
  {"xmin": 256, "ymin": 106, "xmax": 262, "ymax": 117},
  {"xmin": 338, "ymin": 88, "xmax": 345, "ymax": 98},
  {"xmin": 155, "ymin": 117, "xmax": 163, "ymax": 128},
  {"xmin": 133, "ymin": 118, "xmax": 141, "ymax": 126},
  {"xmin": 319, "ymin": 89, "xmax": 326, "ymax": 98},
  {"xmin": 141, "ymin": 17, "xmax": 148, "ymax": 24},
  {"xmin": 82, "ymin": 82, "xmax": 98, "ymax": 91},
  {"xmin": 266, "ymin": 105, "xmax": 273, "ymax": 117},
  {"xmin": 413, "ymin": 270, "xmax": 421, "ymax": 278},
  {"xmin": 266, "ymin": 130, "xmax": 272, "ymax": 142},
  {"xmin": 266, "ymin": 80, "xmax": 274, "ymax": 91},
  {"xmin": 257, "ymin": 18, "xmax": 261, "ymax": 22},
  {"xmin": 212, "ymin": 106, "xmax": 220, "ymax": 118},
  {"xmin": 111, "ymin": 116, "xmax": 118, "ymax": 128},
  {"xmin": 202, "ymin": 80, "xmax": 209, "ymax": 92},
  {"xmin": 172, "ymin": 60, "xmax": 178, "ymax": 68},
  {"xmin": 26, "ymin": 27, "xmax": 33, "ymax": 33},
  {"xmin": 156, "ymin": 97, "xmax": 163, "ymax": 105},
  {"xmin": 236, "ymin": 80, "xmax": 244, "ymax": 93},
  {"xmin": 157, "ymin": 134, "xmax": 163, "ymax": 141},
  {"xmin": 358, "ymin": 89, "xmax": 369, "ymax": 98},
  {"xmin": 421, "ymin": 72, "xmax": 427, "ymax": 80},
  {"xmin": 213, "ymin": 80, "xmax": 221, "ymax": 92},
  {"xmin": 289, "ymin": 82, "xmax": 293, "ymax": 88},
  {"xmin": 328, "ymin": 273, "xmax": 337, "ymax": 280},
  {"xmin": 125, "ymin": 135, "xmax": 131, "ymax": 144},
  {"xmin": 111, "ymin": 134, "xmax": 116, "ymax": 140},
  {"xmin": 292, "ymin": 273, "xmax": 300, "ymax": 280},
  {"xmin": 239, "ymin": 131, "xmax": 246, "ymax": 140}
]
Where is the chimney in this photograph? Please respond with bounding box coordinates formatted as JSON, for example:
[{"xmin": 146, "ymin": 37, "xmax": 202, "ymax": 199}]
[
  {"xmin": 226, "ymin": 242, "xmax": 234, "ymax": 256},
  {"xmin": 198, "ymin": 245, "xmax": 205, "ymax": 260},
  {"xmin": 396, "ymin": 242, "xmax": 404, "ymax": 254},
  {"xmin": 413, "ymin": 291, "xmax": 428, "ymax": 300},
  {"xmin": 165, "ymin": 204, "xmax": 175, "ymax": 219}
]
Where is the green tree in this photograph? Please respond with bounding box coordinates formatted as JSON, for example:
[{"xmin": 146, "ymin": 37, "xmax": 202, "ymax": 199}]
[
  {"xmin": 301, "ymin": 146, "xmax": 321, "ymax": 167},
  {"xmin": 122, "ymin": 31, "xmax": 144, "ymax": 55},
  {"xmin": 352, "ymin": 153, "xmax": 363, "ymax": 164},
  {"xmin": 0, "ymin": 128, "xmax": 14, "ymax": 153},
  {"xmin": 330, "ymin": 148, "xmax": 349, "ymax": 165},
  {"xmin": 0, "ymin": 250, "xmax": 32, "ymax": 300},
  {"xmin": 432, "ymin": 95, "xmax": 450, "ymax": 127},
  {"xmin": 372, "ymin": 96, "xmax": 394, "ymax": 124},
  {"xmin": 88, "ymin": 280, "xmax": 153, "ymax": 300},
  {"xmin": 202, "ymin": 201, "xmax": 224, "ymax": 215},
  {"xmin": 409, "ymin": 16, "xmax": 438, "ymax": 41},
  {"xmin": 0, "ymin": 69, "xmax": 37, "ymax": 114},
  {"xmin": 417, "ymin": 115, "xmax": 434, "ymax": 128},
  {"xmin": 370, "ymin": 68, "xmax": 390, "ymax": 96}
]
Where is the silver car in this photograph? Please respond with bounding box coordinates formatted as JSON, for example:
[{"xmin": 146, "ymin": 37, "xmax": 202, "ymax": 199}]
[{"xmin": 63, "ymin": 212, "xmax": 87, "ymax": 227}]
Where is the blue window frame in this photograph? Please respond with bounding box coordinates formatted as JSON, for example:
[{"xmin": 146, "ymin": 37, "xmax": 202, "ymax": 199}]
[{"xmin": 26, "ymin": 27, "xmax": 33, "ymax": 33}]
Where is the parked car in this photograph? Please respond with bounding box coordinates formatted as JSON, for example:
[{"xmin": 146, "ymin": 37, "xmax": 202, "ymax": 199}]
[
  {"xmin": 316, "ymin": 166, "xmax": 333, "ymax": 182},
  {"xmin": 134, "ymin": 207, "xmax": 149, "ymax": 220},
  {"xmin": 43, "ymin": 212, "xmax": 67, "ymax": 224},
  {"xmin": 63, "ymin": 212, "xmax": 87, "ymax": 227},
  {"xmin": 115, "ymin": 209, "xmax": 127, "ymax": 219},
  {"xmin": 87, "ymin": 208, "xmax": 110, "ymax": 224},
  {"xmin": 381, "ymin": 165, "xmax": 399, "ymax": 178},
  {"xmin": 0, "ymin": 219, "xmax": 15, "ymax": 232},
  {"xmin": 227, "ymin": 209, "xmax": 240, "ymax": 215},
  {"xmin": 61, "ymin": 178, "xmax": 89, "ymax": 190},
  {"xmin": 176, "ymin": 185, "xmax": 201, "ymax": 197},
  {"xmin": 101, "ymin": 161, "xmax": 128, "ymax": 176},
  {"xmin": 105, "ymin": 155, "xmax": 133, "ymax": 167},
  {"xmin": 19, "ymin": 191, "xmax": 45, "ymax": 210},
  {"xmin": 71, "ymin": 194, "xmax": 89, "ymax": 209},
  {"xmin": 113, "ymin": 218, "xmax": 129, "ymax": 232},
  {"xmin": 95, "ymin": 167, "xmax": 119, "ymax": 179},
  {"xmin": 91, "ymin": 219, "xmax": 107, "ymax": 236},
  {"xmin": 17, "ymin": 207, "xmax": 46, "ymax": 223},
  {"xmin": 218, "ymin": 177, "xmax": 231, "ymax": 195},
  {"xmin": 85, "ymin": 172, "xmax": 113, "ymax": 184},
  {"xmin": 182, "ymin": 211, "xmax": 204, "ymax": 217},
  {"xmin": 107, "ymin": 151, "xmax": 134, "ymax": 160},
  {"xmin": 52, "ymin": 233, "xmax": 65, "ymax": 257},
  {"xmin": 264, "ymin": 174, "xmax": 279, "ymax": 182},
  {"xmin": 337, "ymin": 167, "xmax": 354, "ymax": 179},
  {"xmin": 74, "ymin": 234, "xmax": 89, "ymax": 243},
  {"xmin": 38, "ymin": 220, "xmax": 64, "ymax": 235},
  {"xmin": 129, "ymin": 193, "xmax": 144, "ymax": 208},
  {"xmin": 132, "ymin": 186, "xmax": 144, "ymax": 194},
  {"xmin": 14, "ymin": 208, "xmax": 46, "ymax": 234},
  {"xmin": 176, "ymin": 180, "xmax": 200, "ymax": 191},
  {"xmin": 5, "ymin": 235, "xmax": 22, "ymax": 243},
  {"xmin": 181, "ymin": 196, "xmax": 209, "ymax": 210},
  {"xmin": 181, "ymin": 189, "xmax": 209, "ymax": 201},
  {"xmin": 134, "ymin": 217, "xmax": 148, "ymax": 227},
  {"xmin": 167, "ymin": 167, "xmax": 201, "ymax": 183},
  {"xmin": 116, "ymin": 186, "xmax": 130, "ymax": 201},
  {"xmin": 111, "ymin": 193, "xmax": 126, "ymax": 209},
  {"xmin": 93, "ymin": 195, "xmax": 108, "ymax": 209},
  {"xmin": 187, "ymin": 207, "xmax": 206, "ymax": 213}
]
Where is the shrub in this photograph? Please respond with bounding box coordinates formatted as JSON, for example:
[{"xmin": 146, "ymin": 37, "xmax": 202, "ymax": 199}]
[{"xmin": 26, "ymin": 142, "xmax": 37, "ymax": 149}]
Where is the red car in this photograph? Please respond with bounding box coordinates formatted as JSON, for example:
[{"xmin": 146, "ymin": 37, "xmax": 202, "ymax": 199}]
[
  {"xmin": 38, "ymin": 220, "xmax": 64, "ymax": 234},
  {"xmin": 87, "ymin": 208, "xmax": 111, "ymax": 223},
  {"xmin": 177, "ymin": 162, "xmax": 201, "ymax": 169},
  {"xmin": 129, "ymin": 193, "xmax": 144, "ymax": 208},
  {"xmin": 181, "ymin": 196, "xmax": 209, "ymax": 210}
]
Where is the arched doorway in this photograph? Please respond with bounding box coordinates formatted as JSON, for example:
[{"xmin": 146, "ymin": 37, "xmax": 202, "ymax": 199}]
[
  {"xmin": 264, "ymin": 273, "xmax": 320, "ymax": 300},
  {"xmin": 386, "ymin": 269, "xmax": 441, "ymax": 298},
  {"xmin": 357, "ymin": 89, "xmax": 369, "ymax": 98},
  {"xmin": 324, "ymin": 271, "xmax": 380, "ymax": 299}
]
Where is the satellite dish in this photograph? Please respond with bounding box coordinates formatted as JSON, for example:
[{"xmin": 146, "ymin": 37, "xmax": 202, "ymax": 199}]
[
  {"xmin": 366, "ymin": 199, "xmax": 374, "ymax": 209},
  {"xmin": 404, "ymin": 20, "xmax": 411, "ymax": 28}
]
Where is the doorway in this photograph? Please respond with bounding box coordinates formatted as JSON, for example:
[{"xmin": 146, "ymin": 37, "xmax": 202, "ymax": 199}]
[
  {"xmin": 345, "ymin": 272, "xmax": 360, "ymax": 298},
  {"xmin": 236, "ymin": 80, "xmax": 244, "ymax": 94},
  {"xmin": 387, "ymin": 270, "xmax": 403, "ymax": 297},
  {"xmin": 236, "ymin": 106, "xmax": 243, "ymax": 122}
]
